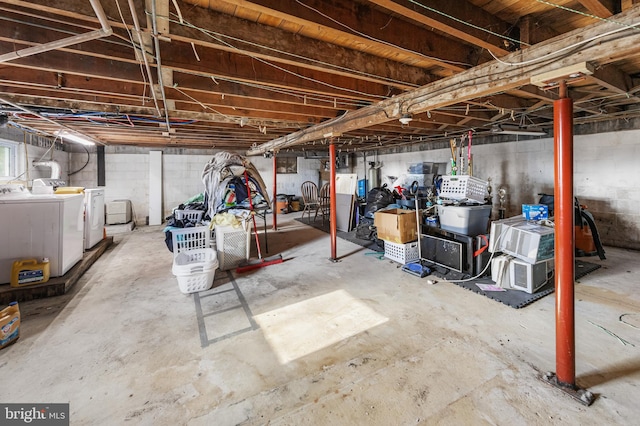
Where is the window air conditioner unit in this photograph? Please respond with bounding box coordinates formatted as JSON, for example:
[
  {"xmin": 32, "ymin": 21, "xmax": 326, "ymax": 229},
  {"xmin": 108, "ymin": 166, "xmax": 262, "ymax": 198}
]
[
  {"xmin": 508, "ymin": 258, "xmax": 549, "ymax": 294},
  {"xmin": 499, "ymin": 222, "xmax": 554, "ymax": 264}
]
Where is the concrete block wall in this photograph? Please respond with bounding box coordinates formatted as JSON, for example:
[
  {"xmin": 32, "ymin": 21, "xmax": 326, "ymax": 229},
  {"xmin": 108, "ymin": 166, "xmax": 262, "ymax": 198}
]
[
  {"xmin": 68, "ymin": 148, "xmax": 323, "ymax": 224},
  {"xmin": 162, "ymin": 153, "xmax": 211, "ymax": 212},
  {"xmin": 362, "ymin": 128, "xmax": 640, "ymax": 250},
  {"xmin": 250, "ymin": 156, "xmax": 324, "ymax": 200},
  {"xmin": 67, "ymin": 147, "xmax": 97, "ymax": 188}
]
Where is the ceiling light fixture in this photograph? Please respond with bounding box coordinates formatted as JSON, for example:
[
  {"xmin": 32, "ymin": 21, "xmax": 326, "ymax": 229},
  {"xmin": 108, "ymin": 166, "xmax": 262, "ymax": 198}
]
[
  {"xmin": 399, "ymin": 113, "xmax": 413, "ymax": 125},
  {"xmin": 57, "ymin": 131, "xmax": 95, "ymax": 146},
  {"xmin": 491, "ymin": 124, "xmax": 546, "ymax": 136}
]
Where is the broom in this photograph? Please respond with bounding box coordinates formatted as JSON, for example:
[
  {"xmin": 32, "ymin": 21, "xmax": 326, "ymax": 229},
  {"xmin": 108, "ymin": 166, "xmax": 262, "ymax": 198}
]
[{"xmin": 236, "ymin": 170, "xmax": 283, "ymax": 273}]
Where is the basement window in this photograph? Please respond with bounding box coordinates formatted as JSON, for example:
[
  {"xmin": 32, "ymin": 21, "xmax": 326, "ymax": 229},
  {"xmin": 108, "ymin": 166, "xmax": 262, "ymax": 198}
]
[
  {"xmin": 0, "ymin": 140, "xmax": 17, "ymax": 179},
  {"xmin": 276, "ymin": 157, "xmax": 297, "ymax": 174}
]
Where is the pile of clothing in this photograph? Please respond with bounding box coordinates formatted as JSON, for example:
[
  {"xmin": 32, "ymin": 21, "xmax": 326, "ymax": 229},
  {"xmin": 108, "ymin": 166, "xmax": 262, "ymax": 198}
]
[
  {"xmin": 163, "ymin": 152, "xmax": 270, "ymax": 252},
  {"xmin": 201, "ymin": 151, "xmax": 270, "ymax": 217}
]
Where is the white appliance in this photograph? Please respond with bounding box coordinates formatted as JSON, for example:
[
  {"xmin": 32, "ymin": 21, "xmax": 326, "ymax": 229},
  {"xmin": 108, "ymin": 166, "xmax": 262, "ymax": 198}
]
[
  {"xmin": 0, "ymin": 190, "xmax": 84, "ymax": 284},
  {"xmin": 508, "ymin": 258, "xmax": 549, "ymax": 294},
  {"xmin": 491, "ymin": 255, "xmax": 512, "ymax": 289},
  {"xmin": 31, "ymin": 178, "xmax": 67, "ymax": 195},
  {"xmin": 488, "ymin": 216, "xmax": 526, "ymax": 253},
  {"xmin": 497, "ymin": 221, "xmax": 555, "ymax": 264},
  {"xmin": 84, "ymin": 188, "xmax": 105, "ymax": 250},
  {"xmin": 106, "ymin": 199, "xmax": 132, "ymax": 225}
]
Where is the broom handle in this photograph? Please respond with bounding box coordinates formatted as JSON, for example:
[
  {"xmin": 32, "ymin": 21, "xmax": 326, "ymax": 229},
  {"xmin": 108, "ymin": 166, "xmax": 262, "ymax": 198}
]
[{"xmin": 244, "ymin": 170, "xmax": 263, "ymax": 259}]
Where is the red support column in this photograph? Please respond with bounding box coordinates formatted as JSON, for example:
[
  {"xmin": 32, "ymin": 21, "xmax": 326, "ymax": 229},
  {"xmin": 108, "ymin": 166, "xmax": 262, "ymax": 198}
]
[
  {"xmin": 272, "ymin": 152, "xmax": 277, "ymax": 231},
  {"xmin": 541, "ymin": 82, "xmax": 592, "ymax": 406},
  {"xmin": 329, "ymin": 142, "xmax": 337, "ymax": 260},
  {"xmin": 554, "ymin": 87, "xmax": 576, "ymax": 387}
]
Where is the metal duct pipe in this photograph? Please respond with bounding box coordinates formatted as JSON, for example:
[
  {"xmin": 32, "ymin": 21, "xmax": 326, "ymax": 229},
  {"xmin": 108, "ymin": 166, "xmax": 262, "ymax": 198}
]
[
  {"xmin": 150, "ymin": 0, "xmax": 172, "ymax": 132},
  {"xmin": 0, "ymin": 0, "xmax": 113, "ymax": 64},
  {"xmin": 127, "ymin": 0, "xmax": 161, "ymax": 117},
  {"xmin": 33, "ymin": 161, "xmax": 61, "ymax": 179}
]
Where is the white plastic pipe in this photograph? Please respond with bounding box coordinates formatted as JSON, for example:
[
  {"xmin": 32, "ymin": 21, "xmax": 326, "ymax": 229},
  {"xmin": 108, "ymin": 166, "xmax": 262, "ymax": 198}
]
[
  {"xmin": 33, "ymin": 161, "xmax": 61, "ymax": 179},
  {"xmin": 0, "ymin": 0, "xmax": 113, "ymax": 64}
]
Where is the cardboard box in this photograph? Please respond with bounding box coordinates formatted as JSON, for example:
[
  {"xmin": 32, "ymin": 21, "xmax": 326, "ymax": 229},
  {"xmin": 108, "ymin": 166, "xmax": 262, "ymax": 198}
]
[
  {"xmin": 522, "ymin": 204, "xmax": 549, "ymax": 221},
  {"xmin": 374, "ymin": 209, "xmax": 417, "ymax": 244}
]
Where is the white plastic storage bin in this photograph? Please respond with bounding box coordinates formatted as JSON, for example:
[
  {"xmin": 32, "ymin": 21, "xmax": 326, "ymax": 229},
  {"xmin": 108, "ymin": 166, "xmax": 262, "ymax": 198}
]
[
  {"xmin": 171, "ymin": 226, "xmax": 211, "ymax": 254},
  {"xmin": 215, "ymin": 222, "xmax": 251, "ymax": 271},
  {"xmin": 383, "ymin": 240, "xmax": 419, "ymax": 264},
  {"xmin": 437, "ymin": 204, "xmax": 491, "ymax": 236}
]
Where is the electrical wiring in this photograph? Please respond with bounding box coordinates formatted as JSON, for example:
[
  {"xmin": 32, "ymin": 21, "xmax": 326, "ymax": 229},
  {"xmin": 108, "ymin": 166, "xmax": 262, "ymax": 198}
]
[
  {"xmin": 405, "ymin": 0, "xmax": 529, "ymax": 48},
  {"xmin": 487, "ymin": 23, "xmax": 640, "ymax": 66},
  {"xmin": 226, "ymin": 78, "xmax": 366, "ymax": 108},
  {"xmin": 159, "ymin": 13, "xmax": 390, "ymax": 100},
  {"xmin": 167, "ymin": 15, "xmax": 420, "ymax": 90},
  {"xmin": 535, "ymin": 0, "xmax": 640, "ymax": 29},
  {"xmin": 113, "ymin": 0, "xmax": 150, "ymax": 106},
  {"xmin": 293, "ymin": 0, "xmax": 473, "ymax": 68},
  {"xmin": 67, "ymin": 143, "xmax": 90, "ymax": 176},
  {"xmin": 170, "ymin": 84, "xmax": 262, "ymax": 130}
]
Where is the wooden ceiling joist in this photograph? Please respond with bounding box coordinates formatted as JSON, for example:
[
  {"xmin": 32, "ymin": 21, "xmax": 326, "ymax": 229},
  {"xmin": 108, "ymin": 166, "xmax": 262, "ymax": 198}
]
[{"xmin": 246, "ymin": 6, "xmax": 640, "ymax": 155}]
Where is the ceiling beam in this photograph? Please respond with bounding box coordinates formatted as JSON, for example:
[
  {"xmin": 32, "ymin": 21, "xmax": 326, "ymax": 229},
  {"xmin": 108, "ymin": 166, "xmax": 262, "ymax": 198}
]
[
  {"xmin": 576, "ymin": 0, "xmax": 621, "ymax": 18},
  {"xmin": 367, "ymin": 0, "xmax": 514, "ymax": 55},
  {"xmin": 246, "ymin": 6, "xmax": 640, "ymax": 155},
  {"xmin": 168, "ymin": 2, "xmax": 433, "ymax": 89},
  {"xmin": 204, "ymin": 0, "xmax": 476, "ymax": 72},
  {"xmin": 589, "ymin": 65, "xmax": 637, "ymax": 98}
]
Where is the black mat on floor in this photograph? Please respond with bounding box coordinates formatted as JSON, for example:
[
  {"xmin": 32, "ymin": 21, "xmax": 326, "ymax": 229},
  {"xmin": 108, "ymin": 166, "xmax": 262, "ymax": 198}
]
[
  {"xmin": 294, "ymin": 217, "xmax": 382, "ymax": 251},
  {"xmin": 440, "ymin": 259, "xmax": 601, "ymax": 309}
]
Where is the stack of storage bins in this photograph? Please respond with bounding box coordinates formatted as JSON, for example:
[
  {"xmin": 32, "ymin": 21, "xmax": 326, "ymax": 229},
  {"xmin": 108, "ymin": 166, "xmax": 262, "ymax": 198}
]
[{"xmin": 170, "ymin": 226, "xmax": 218, "ymax": 294}]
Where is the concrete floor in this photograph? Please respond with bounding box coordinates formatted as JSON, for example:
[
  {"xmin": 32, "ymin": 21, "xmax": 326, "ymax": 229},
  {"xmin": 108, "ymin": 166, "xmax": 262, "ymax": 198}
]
[{"xmin": 1, "ymin": 212, "xmax": 639, "ymax": 425}]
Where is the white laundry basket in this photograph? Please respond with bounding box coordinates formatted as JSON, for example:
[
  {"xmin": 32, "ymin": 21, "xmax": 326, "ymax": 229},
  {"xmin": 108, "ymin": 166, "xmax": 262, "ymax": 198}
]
[
  {"xmin": 174, "ymin": 209, "xmax": 204, "ymax": 222},
  {"xmin": 215, "ymin": 221, "xmax": 251, "ymax": 271},
  {"xmin": 170, "ymin": 227, "xmax": 217, "ymax": 294},
  {"xmin": 172, "ymin": 248, "xmax": 218, "ymax": 294},
  {"xmin": 171, "ymin": 226, "xmax": 210, "ymax": 254}
]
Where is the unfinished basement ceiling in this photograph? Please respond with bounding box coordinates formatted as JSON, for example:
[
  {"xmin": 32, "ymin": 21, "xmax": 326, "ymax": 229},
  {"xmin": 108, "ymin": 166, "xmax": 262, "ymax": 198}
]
[{"xmin": 0, "ymin": 0, "xmax": 639, "ymax": 152}]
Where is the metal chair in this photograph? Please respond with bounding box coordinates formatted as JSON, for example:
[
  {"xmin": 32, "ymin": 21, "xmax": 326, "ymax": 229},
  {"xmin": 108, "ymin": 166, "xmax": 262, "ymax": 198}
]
[
  {"xmin": 300, "ymin": 181, "xmax": 320, "ymax": 222},
  {"xmin": 318, "ymin": 182, "xmax": 330, "ymax": 224}
]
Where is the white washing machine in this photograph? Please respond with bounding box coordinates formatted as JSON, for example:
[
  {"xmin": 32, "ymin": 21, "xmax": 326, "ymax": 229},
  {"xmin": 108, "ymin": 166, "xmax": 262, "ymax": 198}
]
[
  {"xmin": 84, "ymin": 188, "xmax": 105, "ymax": 250},
  {"xmin": 0, "ymin": 186, "xmax": 84, "ymax": 284}
]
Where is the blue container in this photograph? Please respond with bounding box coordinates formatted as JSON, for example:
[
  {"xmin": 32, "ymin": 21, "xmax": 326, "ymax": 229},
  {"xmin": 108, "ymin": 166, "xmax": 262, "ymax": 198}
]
[
  {"xmin": 522, "ymin": 204, "xmax": 549, "ymax": 220},
  {"xmin": 357, "ymin": 179, "xmax": 367, "ymax": 197}
]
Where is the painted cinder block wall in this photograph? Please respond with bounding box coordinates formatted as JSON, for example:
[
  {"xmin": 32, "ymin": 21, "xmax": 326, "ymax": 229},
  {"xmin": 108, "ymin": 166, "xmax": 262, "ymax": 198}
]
[
  {"xmin": 356, "ymin": 128, "xmax": 640, "ymax": 250},
  {"xmin": 65, "ymin": 127, "xmax": 640, "ymax": 249},
  {"xmin": 69, "ymin": 147, "xmax": 323, "ymax": 224}
]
